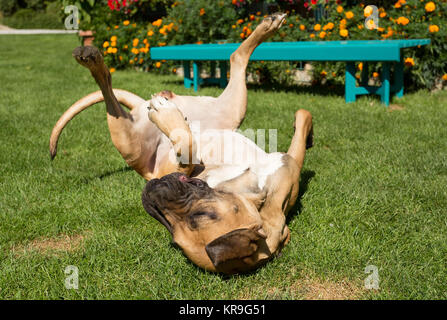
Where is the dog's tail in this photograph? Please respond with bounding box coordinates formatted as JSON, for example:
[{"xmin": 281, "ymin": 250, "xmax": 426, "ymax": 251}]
[{"xmin": 49, "ymin": 89, "xmax": 145, "ymax": 160}]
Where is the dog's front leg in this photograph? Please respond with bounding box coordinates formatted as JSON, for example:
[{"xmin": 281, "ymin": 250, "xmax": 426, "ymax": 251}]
[{"xmin": 148, "ymin": 96, "xmax": 198, "ymax": 177}]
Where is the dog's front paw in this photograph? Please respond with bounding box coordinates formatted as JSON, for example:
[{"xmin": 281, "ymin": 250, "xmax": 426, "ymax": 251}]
[{"xmin": 148, "ymin": 96, "xmax": 187, "ymax": 137}]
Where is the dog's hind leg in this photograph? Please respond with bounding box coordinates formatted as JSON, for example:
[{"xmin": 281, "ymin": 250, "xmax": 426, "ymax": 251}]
[
  {"xmin": 215, "ymin": 13, "xmax": 287, "ymax": 130},
  {"xmin": 71, "ymin": 46, "xmax": 149, "ymax": 175}
]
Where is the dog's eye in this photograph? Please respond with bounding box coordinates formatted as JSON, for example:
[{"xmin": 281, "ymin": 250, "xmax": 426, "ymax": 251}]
[
  {"xmin": 188, "ymin": 211, "xmax": 218, "ymax": 229},
  {"xmin": 189, "ymin": 179, "xmax": 205, "ymax": 188}
]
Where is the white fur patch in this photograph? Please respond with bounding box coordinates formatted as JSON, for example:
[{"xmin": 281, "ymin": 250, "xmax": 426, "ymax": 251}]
[
  {"xmin": 206, "ymin": 165, "xmax": 249, "ymax": 188},
  {"xmin": 253, "ymin": 152, "xmax": 284, "ymax": 190}
]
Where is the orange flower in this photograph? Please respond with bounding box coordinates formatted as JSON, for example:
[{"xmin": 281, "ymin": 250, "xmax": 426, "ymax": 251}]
[
  {"xmin": 199, "ymin": 8, "xmax": 205, "ymax": 16},
  {"xmin": 129, "ymin": 60, "xmax": 134, "ymax": 65},
  {"xmin": 123, "ymin": 20, "xmax": 130, "ymax": 26},
  {"xmin": 147, "ymin": 30, "xmax": 154, "ymax": 37},
  {"xmin": 425, "ymin": 2, "xmax": 436, "ymax": 12},
  {"xmin": 231, "ymin": 0, "xmax": 237, "ymax": 4},
  {"xmin": 404, "ymin": 57, "xmax": 415, "ymax": 67},
  {"xmin": 132, "ymin": 38, "xmax": 139, "ymax": 47},
  {"xmin": 340, "ymin": 18, "xmax": 347, "ymax": 26},
  {"xmin": 314, "ymin": 24, "xmax": 321, "ymax": 31},
  {"xmin": 237, "ymin": 19, "xmax": 244, "ymax": 24},
  {"xmin": 396, "ymin": 17, "xmax": 409, "ymax": 26},
  {"xmin": 320, "ymin": 70, "xmax": 327, "ymax": 77},
  {"xmin": 310, "ymin": 33, "xmax": 315, "ymax": 39},
  {"xmin": 250, "ymin": 15, "xmax": 255, "ymax": 21},
  {"xmin": 394, "ymin": 1, "xmax": 402, "ymax": 8},
  {"xmin": 442, "ymin": 74, "xmax": 447, "ymax": 81},
  {"xmin": 152, "ymin": 19, "xmax": 162, "ymax": 27},
  {"xmin": 429, "ymin": 25, "xmax": 439, "ymax": 33},
  {"xmin": 358, "ymin": 62, "xmax": 363, "ymax": 71},
  {"xmin": 114, "ymin": 25, "xmax": 119, "ymax": 29},
  {"xmin": 299, "ymin": 24, "xmax": 306, "ymax": 31},
  {"xmin": 367, "ymin": 19, "xmax": 377, "ymax": 30},
  {"xmin": 364, "ymin": 6, "xmax": 373, "ymax": 17},
  {"xmin": 289, "ymin": 23, "xmax": 294, "ymax": 28},
  {"xmin": 110, "ymin": 36, "xmax": 117, "ymax": 42},
  {"xmin": 196, "ymin": 41, "xmax": 203, "ymax": 45},
  {"xmin": 340, "ymin": 29, "xmax": 349, "ymax": 37},
  {"xmin": 111, "ymin": 41, "xmax": 117, "ymax": 47},
  {"xmin": 345, "ymin": 11, "xmax": 354, "ymax": 19},
  {"xmin": 110, "ymin": 68, "xmax": 116, "ymax": 73},
  {"xmin": 155, "ymin": 62, "xmax": 161, "ymax": 68},
  {"xmin": 319, "ymin": 31, "xmax": 327, "ymax": 39},
  {"xmin": 240, "ymin": 33, "xmax": 245, "ymax": 39},
  {"xmin": 326, "ymin": 22, "xmax": 334, "ymax": 30},
  {"xmin": 107, "ymin": 47, "xmax": 114, "ymax": 54},
  {"xmin": 380, "ymin": 12, "xmax": 387, "ymax": 18},
  {"xmin": 103, "ymin": 41, "xmax": 110, "ymax": 48},
  {"xmin": 373, "ymin": 72, "xmax": 379, "ymax": 78},
  {"xmin": 336, "ymin": 6, "xmax": 343, "ymax": 13}
]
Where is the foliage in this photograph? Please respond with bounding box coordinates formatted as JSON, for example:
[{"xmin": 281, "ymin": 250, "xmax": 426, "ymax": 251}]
[
  {"xmin": 0, "ymin": 0, "xmax": 64, "ymax": 29},
  {"xmin": 85, "ymin": 0, "xmax": 446, "ymax": 89}
]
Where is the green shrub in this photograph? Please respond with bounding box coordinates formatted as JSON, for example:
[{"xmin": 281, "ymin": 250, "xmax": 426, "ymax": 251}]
[
  {"xmin": 0, "ymin": 0, "xmax": 20, "ymax": 17},
  {"xmin": 3, "ymin": 8, "xmax": 64, "ymax": 29}
]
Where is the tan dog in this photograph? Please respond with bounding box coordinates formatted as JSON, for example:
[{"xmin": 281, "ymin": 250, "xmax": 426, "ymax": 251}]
[{"xmin": 50, "ymin": 13, "xmax": 313, "ymax": 274}]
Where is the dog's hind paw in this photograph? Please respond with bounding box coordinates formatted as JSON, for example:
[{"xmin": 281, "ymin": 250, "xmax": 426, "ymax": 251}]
[
  {"xmin": 257, "ymin": 12, "xmax": 287, "ymax": 38},
  {"xmin": 72, "ymin": 46, "xmax": 103, "ymax": 68}
]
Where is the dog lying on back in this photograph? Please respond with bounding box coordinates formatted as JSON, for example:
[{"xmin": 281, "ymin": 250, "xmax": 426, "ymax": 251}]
[{"xmin": 50, "ymin": 13, "xmax": 313, "ymax": 274}]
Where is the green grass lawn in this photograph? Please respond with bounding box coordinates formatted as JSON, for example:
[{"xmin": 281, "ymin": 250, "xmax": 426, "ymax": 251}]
[{"xmin": 0, "ymin": 34, "xmax": 446, "ymax": 300}]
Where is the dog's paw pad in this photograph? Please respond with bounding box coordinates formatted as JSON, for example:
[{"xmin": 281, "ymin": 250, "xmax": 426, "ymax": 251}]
[{"xmin": 150, "ymin": 96, "xmax": 178, "ymax": 112}]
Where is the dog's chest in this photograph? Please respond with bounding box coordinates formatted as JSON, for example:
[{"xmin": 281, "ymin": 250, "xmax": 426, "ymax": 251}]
[
  {"xmin": 201, "ymin": 153, "xmax": 285, "ymax": 190},
  {"xmin": 193, "ymin": 129, "xmax": 285, "ymax": 190}
]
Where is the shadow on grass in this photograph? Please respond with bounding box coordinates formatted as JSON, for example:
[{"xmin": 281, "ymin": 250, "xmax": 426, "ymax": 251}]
[
  {"xmin": 160, "ymin": 78, "xmax": 346, "ymax": 97},
  {"xmin": 160, "ymin": 77, "xmax": 423, "ymax": 103},
  {"xmin": 286, "ymin": 169, "xmax": 315, "ymax": 225},
  {"xmin": 81, "ymin": 166, "xmax": 133, "ymax": 184}
]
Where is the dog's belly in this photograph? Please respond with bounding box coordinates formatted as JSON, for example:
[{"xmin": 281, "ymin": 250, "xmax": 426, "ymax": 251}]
[{"xmin": 194, "ymin": 130, "xmax": 285, "ymax": 190}]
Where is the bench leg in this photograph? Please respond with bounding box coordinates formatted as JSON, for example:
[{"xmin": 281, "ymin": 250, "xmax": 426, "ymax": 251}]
[
  {"xmin": 193, "ymin": 61, "xmax": 200, "ymax": 92},
  {"xmin": 219, "ymin": 61, "xmax": 228, "ymax": 88},
  {"xmin": 380, "ymin": 62, "xmax": 391, "ymax": 106},
  {"xmin": 183, "ymin": 61, "xmax": 192, "ymax": 89},
  {"xmin": 210, "ymin": 61, "xmax": 216, "ymax": 78},
  {"xmin": 360, "ymin": 62, "xmax": 369, "ymax": 86},
  {"xmin": 345, "ymin": 62, "xmax": 357, "ymax": 103},
  {"xmin": 393, "ymin": 60, "xmax": 404, "ymax": 98}
]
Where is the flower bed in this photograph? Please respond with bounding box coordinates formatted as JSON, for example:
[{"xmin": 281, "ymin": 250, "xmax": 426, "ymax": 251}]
[{"xmin": 87, "ymin": 0, "xmax": 446, "ymax": 90}]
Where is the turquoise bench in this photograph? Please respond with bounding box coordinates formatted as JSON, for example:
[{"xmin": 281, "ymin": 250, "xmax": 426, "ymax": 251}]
[{"xmin": 151, "ymin": 39, "xmax": 430, "ymax": 106}]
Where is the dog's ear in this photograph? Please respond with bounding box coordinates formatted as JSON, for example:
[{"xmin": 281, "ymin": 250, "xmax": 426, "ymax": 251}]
[{"xmin": 205, "ymin": 227, "xmax": 266, "ymax": 272}]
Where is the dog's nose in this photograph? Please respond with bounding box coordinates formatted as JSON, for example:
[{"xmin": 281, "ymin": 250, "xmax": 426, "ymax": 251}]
[{"xmin": 178, "ymin": 174, "xmax": 189, "ymax": 182}]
